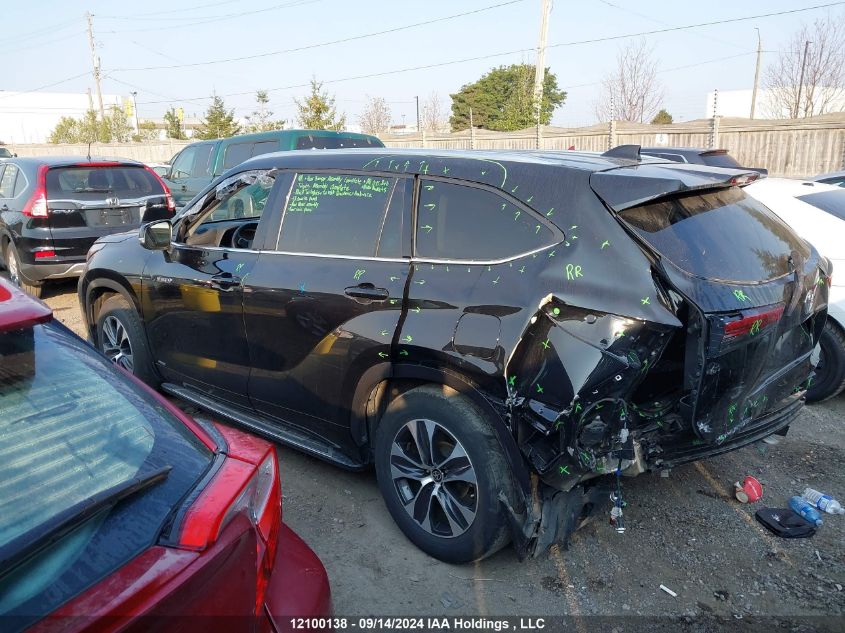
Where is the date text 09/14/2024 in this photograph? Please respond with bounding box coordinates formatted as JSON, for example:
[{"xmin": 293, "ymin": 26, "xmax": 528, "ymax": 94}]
[{"xmin": 289, "ymin": 617, "xmax": 547, "ymax": 631}]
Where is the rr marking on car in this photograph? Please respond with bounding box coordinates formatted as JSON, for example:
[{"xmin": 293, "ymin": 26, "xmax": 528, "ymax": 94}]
[
  {"xmin": 353, "ymin": 269, "xmax": 366, "ymax": 280},
  {"xmin": 559, "ymin": 465, "xmax": 570, "ymax": 475},
  {"xmin": 420, "ymin": 224, "xmax": 433, "ymax": 233},
  {"xmin": 403, "ymin": 161, "xmax": 411, "ymax": 171},
  {"xmin": 565, "ymin": 263, "xmax": 583, "ymax": 280},
  {"xmin": 601, "ymin": 240, "xmax": 611, "ymax": 249},
  {"xmin": 733, "ymin": 289, "xmax": 750, "ymax": 302},
  {"xmin": 750, "ymin": 319, "xmax": 762, "ymax": 335},
  {"xmin": 641, "ymin": 296, "xmax": 651, "ymax": 305}
]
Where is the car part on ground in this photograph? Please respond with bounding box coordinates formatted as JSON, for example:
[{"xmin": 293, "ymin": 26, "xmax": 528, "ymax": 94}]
[
  {"xmin": 80, "ymin": 147, "xmax": 829, "ymax": 562},
  {"xmin": 0, "ymin": 157, "xmax": 175, "ymax": 298},
  {"xmin": 745, "ymin": 178, "xmax": 845, "ymax": 402},
  {"xmin": 0, "ymin": 277, "xmax": 330, "ymax": 630}
]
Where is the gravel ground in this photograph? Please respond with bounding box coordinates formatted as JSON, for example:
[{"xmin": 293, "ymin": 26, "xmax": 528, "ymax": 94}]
[{"xmin": 41, "ymin": 279, "xmax": 845, "ymax": 625}]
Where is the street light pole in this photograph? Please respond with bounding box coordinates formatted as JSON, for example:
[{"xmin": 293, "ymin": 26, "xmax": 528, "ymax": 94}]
[
  {"xmin": 130, "ymin": 91, "xmax": 140, "ymax": 136},
  {"xmin": 750, "ymin": 28, "xmax": 762, "ymax": 119},
  {"xmin": 795, "ymin": 40, "xmax": 811, "ymax": 118}
]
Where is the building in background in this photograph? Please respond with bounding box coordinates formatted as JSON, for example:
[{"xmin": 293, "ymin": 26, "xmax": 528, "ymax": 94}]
[
  {"xmin": 0, "ymin": 91, "xmax": 123, "ymax": 143},
  {"xmin": 706, "ymin": 88, "xmax": 845, "ymax": 119}
]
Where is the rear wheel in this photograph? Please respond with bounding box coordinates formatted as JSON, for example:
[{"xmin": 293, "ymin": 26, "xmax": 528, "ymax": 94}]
[
  {"xmin": 807, "ymin": 321, "xmax": 845, "ymax": 403},
  {"xmin": 96, "ymin": 294, "xmax": 159, "ymax": 387},
  {"xmin": 374, "ymin": 384, "xmax": 516, "ymax": 563},
  {"xmin": 2, "ymin": 241, "xmax": 43, "ymax": 298}
]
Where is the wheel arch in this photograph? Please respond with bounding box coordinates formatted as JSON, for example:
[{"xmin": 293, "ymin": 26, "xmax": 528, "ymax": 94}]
[
  {"xmin": 83, "ymin": 274, "xmax": 143, "ymax": 341},
  {"xmin": 351, "ymin": 363, "xmax": 531, "ymax": 498}
]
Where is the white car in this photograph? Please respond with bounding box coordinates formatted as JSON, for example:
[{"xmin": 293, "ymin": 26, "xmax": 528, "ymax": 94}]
[{"xmin": 745, "ymin": 178, "xmax": 845, "ymax": 402}]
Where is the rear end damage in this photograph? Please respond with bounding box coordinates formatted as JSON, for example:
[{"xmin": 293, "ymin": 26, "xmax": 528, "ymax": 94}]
[{"xmin": 501, "ymin": 166, "xmax": 831, "ymax": 558}]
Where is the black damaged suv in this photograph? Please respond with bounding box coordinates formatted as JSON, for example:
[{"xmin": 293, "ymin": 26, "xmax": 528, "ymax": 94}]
[{"xmin": 79, "ymin": 147, "xmax": 831, "ymax": 562}]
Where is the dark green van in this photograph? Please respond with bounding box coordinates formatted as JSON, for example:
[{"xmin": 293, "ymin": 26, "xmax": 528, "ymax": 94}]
[{"xmin": 163, "ymin": 129, "xmax": 383, "ymax": 207}]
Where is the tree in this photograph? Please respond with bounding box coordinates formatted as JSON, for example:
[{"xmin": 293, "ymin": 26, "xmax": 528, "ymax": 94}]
[
  {"xmin": 48, "ymin": 108, "xmax": 129, "ymax": 143},
  {"xmin": 133, "ymin": 120, "xmax": 160, "ymax": 142},
  {"xmin": 49, "ymin": 116, "xmax": 82, "ymax": 143},
  {"xmin": 651, "ymin": 109, "xmax": 673, "ymax": 124},
  {"xmin": 358, "ymin": 95, "xmax": 391, "ymax": 135},
  {"xmin": 420, "ymin": 92, "xmax": 447, "ymax": 132},
  {"xmin": 163, "ymin": 107, "xmax": 186, "ymax": 140},
  {"xmin": 194, "ymin": 95, "xmax": 241, "ymax": 140},
  {"xmin": 105, "ymin": 105, "xmax": 133, "ymax": 142},
  {"xmin": 763, "ymin": 16, "xmax": 845, "ymax": 118},
  {"xmin": 595, "ymin": 39, "xmax": 663, "ymax": 122},
  {"xmin": 294, "ymin": 79, "xmax": 346, "ymax": 130},
  {"xmin": 245, "ymin": 90, "xmax": 285, "ymax": 133},
  {"xmin": 449, "ymin": 64, "xmax": 565, "ymax": 131}
]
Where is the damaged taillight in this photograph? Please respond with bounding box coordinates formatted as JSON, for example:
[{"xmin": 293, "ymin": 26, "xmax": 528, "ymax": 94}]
[{"xmin": 723, "ymin": 304, "xmax": 784, "ymax": 343}]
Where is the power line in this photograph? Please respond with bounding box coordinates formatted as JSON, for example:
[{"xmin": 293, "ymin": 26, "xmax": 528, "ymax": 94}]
[
  {"xmin": 0, "ymin": 18, "xmax": 77, "ymax": 46},
  {"xmin": 0, "ymin": 72, "xmax": 93, "ymax": 100},
  {"xmin": 0, "ymin": 30, "xmax": 85, "ymax": 56},
  {"xmin": 133, "ymin": 2, "xmax": 845, "ymax": 105},
  {"xmin": 99, "ymin": 0, "xmax": 242, "ymax": 19},
  {"xmin": 109, "ymin": 0, "xmax": 529, "ymax": 72}
]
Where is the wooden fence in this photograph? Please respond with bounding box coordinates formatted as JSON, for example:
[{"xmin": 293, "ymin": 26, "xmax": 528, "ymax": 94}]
[{"xmin": 11, "ymin": 113, "xmax": 845, "ymax": 178}]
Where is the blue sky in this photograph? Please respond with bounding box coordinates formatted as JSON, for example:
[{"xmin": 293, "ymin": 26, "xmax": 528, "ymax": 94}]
[{"xmin": 2, "ymin": 0, "xmax": 842, "ymax": 127}]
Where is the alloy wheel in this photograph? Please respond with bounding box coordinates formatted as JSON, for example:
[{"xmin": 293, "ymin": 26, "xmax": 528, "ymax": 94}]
[
  {"xmin": 101, "ymin": 315, "xmax": 134, "ymax": 371},
  {"xmin": 389, "ymin": 418, "xmax": 478, "ymax": 538}
]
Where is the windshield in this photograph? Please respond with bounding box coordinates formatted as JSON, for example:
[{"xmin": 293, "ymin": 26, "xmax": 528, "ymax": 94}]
[
  {"xmin": 619, "ymin": 186, "xmax": 810, "ymax": 282},
  {"xmin": 0, "ymin": 321, "xmax": 212, "ymax": 628},
  {"xmin": 797, "ymin": 189, "xmax": 845, "ymax": 222}
]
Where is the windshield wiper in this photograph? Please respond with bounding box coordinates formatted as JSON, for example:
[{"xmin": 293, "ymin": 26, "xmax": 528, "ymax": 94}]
[{"xmin": 0, "ymin": 464, "xmax": 171, "ymax": 577}]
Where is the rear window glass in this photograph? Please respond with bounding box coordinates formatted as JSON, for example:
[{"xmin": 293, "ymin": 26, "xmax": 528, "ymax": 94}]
[
  {"xmin": 797, "ymin": 190, "xmax": 845, "ymax": 222},
  {"xmin": 0, "ymin": 164, "xmax": 19, "ymax": 198},
  {"xmin": 46, "ymin": 166, "xmax": 162, "ymax": 197},
  {"xmin": 0, "ymin": 321, "xmax": 211, "ymax": 627},
  {"xmin": 294, "ymin": 135, "xmax": 381, "ymax": 150},
  {"xmin": 701, "ymin": 152, "xmax": 741, "ymax": 169},
  {"xmin": 619, "ymin": 187, "xmax": 808, "ymax": 282},
  {"xmin": 223, "ymin": 142, "xmax": 253, "ymax": 170}
]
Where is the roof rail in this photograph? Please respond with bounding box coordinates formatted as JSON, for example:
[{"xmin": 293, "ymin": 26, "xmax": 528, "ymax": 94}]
[{"xmin": 602, "ymin": 145, "xmax": 641, "ymax": 160}]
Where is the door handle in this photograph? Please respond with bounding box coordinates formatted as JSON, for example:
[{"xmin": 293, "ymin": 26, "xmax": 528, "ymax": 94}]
[
  {"xmin": 344, "ymin": 283, "xmax": 389, "ymax": 301},
  {"xmin": 210, "ymin": 273, "xmax": 242, "ymax": 290},
  {"xmin": 0, "ymin": 204, "xmax": 8, "ymax": 211},
  {"xmin": 180, "ymin": 185, "xmax": 187, "ymax": 191}
]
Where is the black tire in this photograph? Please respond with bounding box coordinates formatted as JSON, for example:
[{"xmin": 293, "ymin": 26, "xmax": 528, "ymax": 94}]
[
  {"xmin": 807, "ymin": 321, "xmax": 845, "ymax": 403},
  {"xmin": 374, "ymin": 384, "xmax": 516, "ymax": 563},
  {"xmin": 3, "ymin": 241, "xmax": 43, "ymax": 298},
  {"xmin": 95, "ymin": 294, "xmax": 160, "ymax": 387}
]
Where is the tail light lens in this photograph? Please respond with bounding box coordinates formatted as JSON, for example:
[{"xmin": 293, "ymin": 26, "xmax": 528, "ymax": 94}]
[
  {"xmin": 34, "ymin": 249, "xmax": 56, "ymax": 259},
  {"xmin": 177, "ymin": 450, "xmax": 281, "ymax": 615},
  {"xmin": 144, "ymin": 165, "xmax": 176, "ymax": 214},
  {"xmin": 22, "ymin": 164, "xmax": 49, "ymax": 218},
  {"xmin": 723, "ymin": 304, "xmax": 784, "ymax": 343}
]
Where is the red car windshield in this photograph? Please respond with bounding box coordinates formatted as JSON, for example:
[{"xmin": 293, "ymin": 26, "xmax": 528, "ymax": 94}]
[{"xmin": 0, "ymin": 321, "xmax": 212, "ymax": 629}]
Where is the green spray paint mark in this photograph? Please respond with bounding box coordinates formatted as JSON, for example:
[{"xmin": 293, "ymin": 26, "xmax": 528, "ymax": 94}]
[
  {"xmin": 378, "ymin": 352, "xmax": 388, "ymax": 359},
  {"xmin": 513, "ymin": 210, "xmax": 521, "ymax": 220},
  {"xmin": 420, "ymin": 161, "xmax": 429, "ymax": 174},
  {"xmin": 412, "ymin": 306, "xmax": 421, "ymax": 313},
  {"xmin": 379, "ymin": 330, "xmax": 389, "ymax": 337},
  {"xmin": 511, "ymin": 185, "xmax": 519, "ymax": 193},
  {"xmin": 389, "ymin": 276, "xmax": 399, "ymax": 282},
  {"xmin": 424, "ymin": 184, "xmax": 434, "ymax": 191},
  {"xmin": 235, "ymin": 262, "xmax": 244, "ymax": 273},
  {"xmin": 552, "ymin": 307, "xmax": 560, "ymax": 316},
  {"xmin": 817, "ymin": 276, "xmax": 825, "ymax": 286},
  {"xmin": 536, "ymin": 384, "xmax": 544, "ymax": 394},
  {"xmin": 508, "ymin": 375, "xmax": 517, "ymax": 387},
  {"xmin": 734, "ymin": 289, "xmax": 750, "ymax": 302},
  {"xmin": 519, "ymin": 265, "xmax": 526, "ymax": 273},
  {"xmin": 728, "ymin": 403, "xmax": 737, "ymax": 424},
  {"xmin": 481, "ymin": 170, "xmax": 487, "ymax": 176},
  {"xmin": 641, "ymin": 296, "xmax": 651, "ymax": 305},
  {"xmin": 565, "ymin": 263, "xmax": 583, "ymax": 280},
  {"xmin": 492, "ymin": 276, "xmax": 500, "ymax": 285},
  {"xmin": 402, "ymin": 160, "xmax": 411, "ymax": 171},
  {"xmin": 527, "ymin": 195, "xmax": 534, "ymax": 203},
  {"xmin": 443, "ymin": 166, "xmax": 450, "ymax": 174},
  {"xmin": 389, "ymin": 299, "xmax": 398, "ymax": 305},
  {"xmin": 546, "ymin": 208, "xmax": 554, "ymax": 217},
  {"xmin": 541, "ymin": 339, "xmax": 550, "ymax": 350},
  {"xmin": 548, "ymin": 250, "xmax": 556, "ymax": 258},
  {"xmin": 574, "ymin": 402, "xmax": 582, "ymax": 413},
  {"xmin": 535, "ymin": 225, "xmax": 541, "ymax": 234},
  {"xmin": 399, "ymin": 349, "xmax": 409, "ymax": 357},
  {"xmin": 402, "ymin": 335, "xmax": 413, "ymax": 343},
  {"xmin": 750, "ymin": 319, "xmax": 762, "ymax": 335},
  {"xmin": 423, "ymin": 203, "xmax": 436, "ymax": 210},
  {"xmin": 353, "ymin": 269, "xmax": 366, "ymax": 281},
  {"xmin": 559, "ymin": 465, "xmax": 570, "ymax": 475},
  {"xmin": 414, "ymin": 279, "xmax": 426, "ymax": 285},
  {"xmin": 614, "ymin": 330, "xmax": 626, "ymax": 338},
  {"xmin": 601, "ymin": 240, "xmax": 610, "ymax": 250},
  {"xmin": 420, "ymin": 224, "xmax": 433, "ymax": 233}
]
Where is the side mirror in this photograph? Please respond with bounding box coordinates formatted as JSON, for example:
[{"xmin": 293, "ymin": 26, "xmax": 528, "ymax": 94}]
[{"xmin": 139, "ymin": 220, "xmax": 172, "ymax": 250}]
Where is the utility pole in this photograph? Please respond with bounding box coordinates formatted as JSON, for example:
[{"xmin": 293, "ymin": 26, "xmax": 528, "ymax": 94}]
[
  {"xmin": 532, "ymin": 0, "xmax": 552, "ymax": 127},
  {"xmin": 130, "ymin": 91, "xmax": 140, "ymax": 136},
  {"xmin": 750, "ymin": 28, "xmax": 762, "ymax": 119},
  {"xmin": 795, "ymin": 40, "xmax": 811, "ymax": 118},
  {"xmin": 415, "ymin": 95, "xmax": 420, "ymax": 133},
  {"xmin": 85, "ymin": 12, "xmax": 105, "ymax": 122}
]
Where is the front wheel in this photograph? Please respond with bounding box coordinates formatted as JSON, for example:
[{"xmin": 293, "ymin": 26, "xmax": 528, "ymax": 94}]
[
  {"xmin": 3, "ymin": 241, "xmax": 43, "ymax": 298},
  {"xmin": 374, "ymin": 384, "xmax": 516, "ymax": 563},
  {"xmin": 807, "ymin": 321, "xmax": 845, "ymax": 403},
  {"xmin": 96, "ymin": 294, "xmax": 160, "ymax": 387}
]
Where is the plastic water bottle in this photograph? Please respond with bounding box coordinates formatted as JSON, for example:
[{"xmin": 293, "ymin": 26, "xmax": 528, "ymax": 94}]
[
  {"xmin": 789, "ymin": 496, "xmax": 824, "ymax": 526},
  {"xmin": 802, "ymin": 488, "xmax": 845, "ymax": 515}
]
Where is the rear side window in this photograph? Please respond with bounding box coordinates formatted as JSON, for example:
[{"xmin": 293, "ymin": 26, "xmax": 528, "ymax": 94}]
[
  {"xmin": 223, "ymin": 142, "xmax": 253, "ymax": 170},
  {"xmin": 415, "ymin": 180, "xmax": 556, "ymax": 261},
  {"xmin": 701, "ymin": 152, "xmax": 741, "ymax": 169},
  {"xmin": 278, "ymin": 172, "xmax": 394, "ymax": 256},
  {"xmin": 170, "ymin": 145, "xmax": 213, "ymax": 179},
  {"xmin": 294, "ymin": 135, "xmax": 381, "ymax": 150},
  {"xmin": 0, "ymin": 164, "xmax": 19, "ymax": 198},
  {"xmin": 252, "ymin": 140, "xmax": 278, "ymax": 157},
  {"xmin": 45, "ymin": 166, "xmax": 163, "ymax": 197},
  {"xmin": 619, "ymin": 187, "xmax": 809, "ymax": 282},
  {"xmin": 797, "ymin": 190, "xmax": 845, "ymax": 221}
]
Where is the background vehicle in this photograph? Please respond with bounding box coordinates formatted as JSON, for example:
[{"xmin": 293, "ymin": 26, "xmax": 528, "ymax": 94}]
[
  {"xmin": 745, "ymin": 177, "xmax": 845, "ymax": 402},
  {"xmin": 163, "ymin": 129, "xmax": 384, "ymax": 207},
  {"xmin": 146, "ymin": 162, "xmax": 171, "ymax": 178},
  {"xmin": 0, "ymin": 147, "xmax": 16, "ymax": 158},
  {"xmin": 812, "ymin": 170, "xmax": 845, "ymax": 188},
  {"xmin": 0, "ymin": 277, "xmax": 330, "ymax": 631},
  {"xmin": 640, "ymin": 146, "xmax": 767, "ymax": 174},
  {"xmin": 0, "ymin": 157, "xmax": 175, "ymax": 297},
  {"xmin": 80, "ymin": 148, "xmax": 828, "ymax": 563}
]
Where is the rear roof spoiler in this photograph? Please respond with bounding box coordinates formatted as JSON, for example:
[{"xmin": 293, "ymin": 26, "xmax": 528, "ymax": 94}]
[{"xmin": 590, "ymin": 163, "xmax": 761, "ymax": 211}]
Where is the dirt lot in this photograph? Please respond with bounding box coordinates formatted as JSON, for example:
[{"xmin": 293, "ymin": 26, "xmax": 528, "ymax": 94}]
[{"xmin": 42, "ymin": 280, "xmax": 844, "ymax": 623}]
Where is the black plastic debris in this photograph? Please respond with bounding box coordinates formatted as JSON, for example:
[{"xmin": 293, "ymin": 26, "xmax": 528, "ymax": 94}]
[{"xmin": 754, "ymin": 507, "xmax": 817, "ymax": 538}]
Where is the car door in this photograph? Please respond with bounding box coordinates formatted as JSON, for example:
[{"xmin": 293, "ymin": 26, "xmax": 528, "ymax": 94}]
[
  {"xmin": 243, "ymin": 171, "xmax": 412, "ymax": 452},
  {"xmin": 166, "ymin": 143, "xmax": 215, "ymax": 207},
  {"xmin": 142, "ymin": 169, "xmax": 281, "ymax": 408}
]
